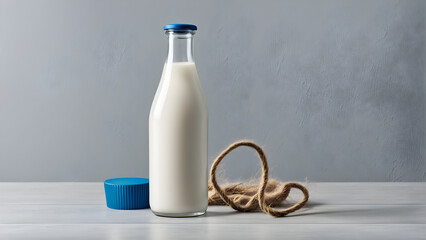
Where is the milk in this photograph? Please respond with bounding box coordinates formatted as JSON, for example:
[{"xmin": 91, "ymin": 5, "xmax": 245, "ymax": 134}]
[{"xmin": 149, "ymin": 62, "xmax": 208, "ymax": 216}]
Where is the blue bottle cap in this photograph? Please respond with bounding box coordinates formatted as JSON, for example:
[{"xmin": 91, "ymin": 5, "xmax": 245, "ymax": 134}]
[
  {"xmin": 163, "ymin": 24, "xmax": 197, "ymax": 31},
  {"xmin": 104, "ymin": 178, "xmax": 149, "ymax": 210}
]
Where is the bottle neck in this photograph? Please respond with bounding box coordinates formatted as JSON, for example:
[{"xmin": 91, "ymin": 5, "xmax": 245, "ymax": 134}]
[{"xmin": 166, "ymin": 30, "xmax": 195, "ymax": 63}]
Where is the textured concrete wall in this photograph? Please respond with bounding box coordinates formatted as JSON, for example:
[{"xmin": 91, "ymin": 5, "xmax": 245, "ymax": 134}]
[{"xmin": 0, "ymin": 0, "xmax": 425, "ymax": 181}]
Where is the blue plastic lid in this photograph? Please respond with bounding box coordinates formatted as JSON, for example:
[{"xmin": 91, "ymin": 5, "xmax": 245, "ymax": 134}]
[
  {"xmin": 163, "ymin": 24, "xmax": 197, "ymax": 31},
  {"xmin": 104, "ymin": 177, "xmax": 149, "ymax": 210}
]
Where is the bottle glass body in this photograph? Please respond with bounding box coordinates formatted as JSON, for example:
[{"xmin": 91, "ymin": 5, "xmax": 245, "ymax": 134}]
[{"xmin": 149, "ymin": 28, "xmax": 208, "ymax": 217}]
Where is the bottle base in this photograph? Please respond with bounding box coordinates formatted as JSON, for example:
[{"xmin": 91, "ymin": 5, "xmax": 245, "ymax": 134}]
[{"xmin": 152, "ymin": 210, "xmax": 206, "ymax": 218}]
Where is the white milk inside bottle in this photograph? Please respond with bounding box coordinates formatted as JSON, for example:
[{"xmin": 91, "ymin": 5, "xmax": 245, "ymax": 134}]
[{"xmin": 149, "ymin": 24, "xmax": 208, "ymax": 217}]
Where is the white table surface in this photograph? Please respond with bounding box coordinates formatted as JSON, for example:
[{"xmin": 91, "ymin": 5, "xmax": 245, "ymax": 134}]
[{"xmin": 0, "ymin": 182, "xmax": 425, "ymax": 239}]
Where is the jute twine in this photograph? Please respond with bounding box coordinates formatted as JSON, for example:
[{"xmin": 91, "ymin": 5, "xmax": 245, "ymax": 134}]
[{"xmin": 208, "ymin": 141, "xmax": 309, "ymax": 217}]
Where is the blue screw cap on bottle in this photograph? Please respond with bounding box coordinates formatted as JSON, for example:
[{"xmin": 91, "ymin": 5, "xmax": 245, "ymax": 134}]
[
  {"xmin": 163, "ymin": 24, "xmax": 197, "ymax": 31},
  {"xmin": 104, "ymin": 178, "xmax": 149, "ymax": 210}
]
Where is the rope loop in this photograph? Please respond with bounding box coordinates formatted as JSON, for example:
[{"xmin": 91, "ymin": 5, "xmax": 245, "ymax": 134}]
[{"xmin": 208, "ymin": 141, "xmax": 309, "ymax": 217}]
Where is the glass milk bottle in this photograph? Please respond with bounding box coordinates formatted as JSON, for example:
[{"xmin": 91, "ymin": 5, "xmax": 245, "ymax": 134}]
[{"xmin": 149, "ymin": 24, "xmax": 208, "ymax": 217}]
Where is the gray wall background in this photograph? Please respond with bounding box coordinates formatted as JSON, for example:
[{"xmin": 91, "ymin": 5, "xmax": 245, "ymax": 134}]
[{"xmin": 0, "ymin": 0, "xmax": 425, "ymax": 182}]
